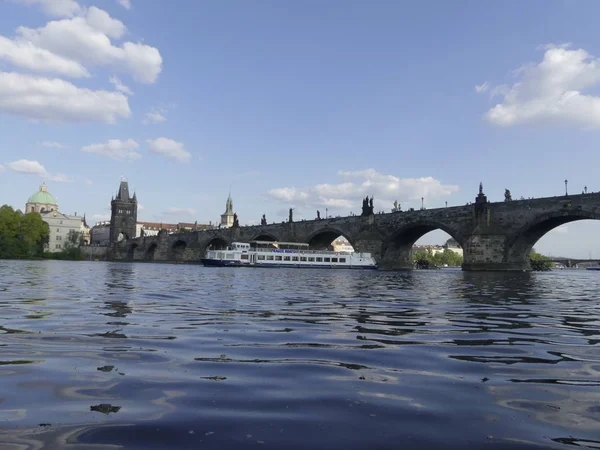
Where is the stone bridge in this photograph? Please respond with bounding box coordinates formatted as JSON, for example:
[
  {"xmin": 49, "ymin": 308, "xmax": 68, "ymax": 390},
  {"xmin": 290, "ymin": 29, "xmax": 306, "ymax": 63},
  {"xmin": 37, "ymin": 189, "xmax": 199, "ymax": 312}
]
[{"xmin": 111, "ymin": 189, "xmax": 600, "ymax": 271}]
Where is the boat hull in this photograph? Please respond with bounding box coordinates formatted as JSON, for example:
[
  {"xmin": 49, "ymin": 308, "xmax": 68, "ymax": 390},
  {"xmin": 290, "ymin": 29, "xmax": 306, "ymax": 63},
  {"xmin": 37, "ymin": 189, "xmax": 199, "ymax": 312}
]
[
  {"xmin": 201, "ymin": 259, "xmax": 376, "ymax": 269},
  {"xmin": 201, "ymin": 258, "xmax": 249, "ymax": 267}
]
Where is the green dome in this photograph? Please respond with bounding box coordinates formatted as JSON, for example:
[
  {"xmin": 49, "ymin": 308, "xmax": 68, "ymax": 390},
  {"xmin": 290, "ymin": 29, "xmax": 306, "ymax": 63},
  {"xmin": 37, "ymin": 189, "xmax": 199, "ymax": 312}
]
[{"xmin": 27, "ymin": 184, "xmax": 57, "ymax": 205}]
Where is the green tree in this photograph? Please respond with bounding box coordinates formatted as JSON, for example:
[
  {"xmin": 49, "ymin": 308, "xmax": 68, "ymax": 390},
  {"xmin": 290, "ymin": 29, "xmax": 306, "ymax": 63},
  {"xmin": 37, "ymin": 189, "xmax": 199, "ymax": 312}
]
[
  {"xmin": 529, "ymin": 248, "xmax": 552, "ymax": 271},
  {"xmin": 412, "ymin": 247, "xmax": 464, "ymax": 269},
  {"xmin": 0, "ymin": 206, "xmax": 49, "ymax": 259}
]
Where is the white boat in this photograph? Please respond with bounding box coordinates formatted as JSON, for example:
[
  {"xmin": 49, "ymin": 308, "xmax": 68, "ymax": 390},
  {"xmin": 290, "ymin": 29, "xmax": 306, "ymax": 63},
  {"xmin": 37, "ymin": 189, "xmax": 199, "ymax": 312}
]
[{"xmin": 202, "ymin": 241, "xmax": 377, "ymax": 270}]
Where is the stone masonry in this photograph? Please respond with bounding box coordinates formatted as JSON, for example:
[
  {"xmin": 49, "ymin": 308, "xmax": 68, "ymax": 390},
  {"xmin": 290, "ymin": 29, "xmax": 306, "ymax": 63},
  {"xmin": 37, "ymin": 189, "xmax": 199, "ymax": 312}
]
[{"xmin": 111, "ymin": 188, "xmax": 600, "ymax": 271}]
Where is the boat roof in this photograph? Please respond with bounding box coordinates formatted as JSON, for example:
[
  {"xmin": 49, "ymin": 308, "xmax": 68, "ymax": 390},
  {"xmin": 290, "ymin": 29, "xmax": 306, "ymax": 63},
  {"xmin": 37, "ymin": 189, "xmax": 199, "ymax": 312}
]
[{"xmin": 250, "ymin": 240, "xmax": 310, "ymax": 247}]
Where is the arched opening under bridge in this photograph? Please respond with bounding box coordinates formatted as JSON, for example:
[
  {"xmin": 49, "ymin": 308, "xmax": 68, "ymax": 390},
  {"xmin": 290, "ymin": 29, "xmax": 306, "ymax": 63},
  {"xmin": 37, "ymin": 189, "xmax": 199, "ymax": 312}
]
[
  {"xmin": 146, "ymin": 243, "xmax": 157, "ymax": 261},
  {"xmin": 127, "ymin": 243, "xmax": 138, "ymax": 260},
  {"xmin": 205, "ymin": 237, "xmax": 228, "ymax": 251},
  {"xmin": 172, "ymin": 240, "xmax": 187, "ymax": 261},
  {"xmin": 307, "ymin": 229, "xmax": 355, "ymax": 252},
  {"xmin": 252, "ymin": 233, "xmax": 277, "ymax": 242},
  {"xmin": 507, "ymin": 214, "xmax": 600, "ymax": 270},
  {"xmin": 382, "ymin": 223, "xmax": 463, "ymax": 270}
]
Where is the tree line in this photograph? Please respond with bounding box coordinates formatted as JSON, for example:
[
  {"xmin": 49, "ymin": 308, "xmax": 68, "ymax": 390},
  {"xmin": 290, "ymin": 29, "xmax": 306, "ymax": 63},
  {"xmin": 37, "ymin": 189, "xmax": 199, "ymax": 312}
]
[
  {"xmin": 413, "ymin": 247, "xmax": 552, "ymax": 270},
  {"xmin": 0, "ymin": 205, "xmax": 82, "ymax": 260}
]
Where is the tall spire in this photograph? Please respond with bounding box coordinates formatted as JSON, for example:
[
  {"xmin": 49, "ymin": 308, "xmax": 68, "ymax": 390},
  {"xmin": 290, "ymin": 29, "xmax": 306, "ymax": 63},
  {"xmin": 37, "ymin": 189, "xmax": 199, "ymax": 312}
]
[{"xmin": 225, "ymin": 191, "xmax": 233, "ymax": 214}]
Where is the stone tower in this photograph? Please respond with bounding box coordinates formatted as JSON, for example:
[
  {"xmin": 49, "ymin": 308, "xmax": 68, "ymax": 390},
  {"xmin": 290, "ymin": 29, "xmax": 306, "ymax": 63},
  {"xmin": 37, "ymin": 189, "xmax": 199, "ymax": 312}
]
[
  {"xmin": 220, "ymin": 192, "xmax": 234, "ymax": 228},
  {"xmin": 110, "ymin": 180, "xmax": 137, "ymax": 244}
]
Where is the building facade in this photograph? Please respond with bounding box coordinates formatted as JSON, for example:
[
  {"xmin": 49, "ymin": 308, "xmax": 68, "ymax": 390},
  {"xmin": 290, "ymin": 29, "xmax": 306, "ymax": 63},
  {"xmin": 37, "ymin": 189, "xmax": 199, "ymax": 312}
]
[
  {"xmin": 91, "ymin": 221, "xmax": 111, "ymax": 245},
  {"xmin": 110, "ymin": 181, "xmax": 137, "ymax": 244},
  {"xmin": 41, "ymin": 211, "xmax": 90, "ymax": 252}
]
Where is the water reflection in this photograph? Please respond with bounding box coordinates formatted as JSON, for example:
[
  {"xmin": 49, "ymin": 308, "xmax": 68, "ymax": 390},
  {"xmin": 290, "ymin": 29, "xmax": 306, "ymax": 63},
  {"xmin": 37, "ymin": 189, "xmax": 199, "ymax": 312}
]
[{"xmin": 0, "ymin": 261, "xmax": 599, "ymax": 449}]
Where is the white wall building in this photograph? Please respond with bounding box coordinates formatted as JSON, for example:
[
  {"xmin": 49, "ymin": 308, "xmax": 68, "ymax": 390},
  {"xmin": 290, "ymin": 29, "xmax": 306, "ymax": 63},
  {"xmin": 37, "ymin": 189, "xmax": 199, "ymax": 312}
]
[{"xmin": 41, "ymin": 210, "xmax": 89, "ymax": 252}]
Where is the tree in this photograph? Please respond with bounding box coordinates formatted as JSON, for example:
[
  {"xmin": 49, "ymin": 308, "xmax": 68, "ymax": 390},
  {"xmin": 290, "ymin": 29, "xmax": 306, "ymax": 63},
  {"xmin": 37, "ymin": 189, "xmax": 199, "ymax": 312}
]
[
  {"xmin": 529, "ymin": 248, "xmax": 552, "ymax": 271},
  {"xmin": 0, "ymin": 206, "xmax": 49, "ymax": 259}
]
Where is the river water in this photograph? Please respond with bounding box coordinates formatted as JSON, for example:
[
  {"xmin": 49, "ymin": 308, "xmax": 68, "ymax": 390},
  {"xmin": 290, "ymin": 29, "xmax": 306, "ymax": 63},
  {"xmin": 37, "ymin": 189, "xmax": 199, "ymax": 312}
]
[{"xmin": 0, "ymin": 260, "xmax": 599, "ymax": 449}]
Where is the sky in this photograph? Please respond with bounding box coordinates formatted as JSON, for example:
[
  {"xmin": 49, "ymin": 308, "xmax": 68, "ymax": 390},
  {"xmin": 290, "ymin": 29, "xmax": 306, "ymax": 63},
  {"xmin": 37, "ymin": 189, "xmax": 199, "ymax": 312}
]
[{"xmin": 1, "ymin": 0, "xmax": 600, "ymax": 258}]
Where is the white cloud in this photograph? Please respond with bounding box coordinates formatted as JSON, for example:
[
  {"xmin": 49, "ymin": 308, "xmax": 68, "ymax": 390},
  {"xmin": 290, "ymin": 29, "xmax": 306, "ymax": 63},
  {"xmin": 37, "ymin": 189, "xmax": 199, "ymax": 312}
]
[
  {"xmin": 167, "ymin": 207, "xmax": 196, "ymax": 215},
  {"xmin": 10, "ymin": 0, "xmax": 82, "ymax": 18},
  {"xmin": 8, "ymin": 159, "xmax": 47, "ymax": 175},
  {"xmin": 147, "ymin": 138, "xmax": 191, "ymax": 163},
  {"xmin": 138, "ymin": 203, "xmax": 144, "ymax": 211},
  {"xmin": 81, "ymin": 139, "xmax": 141, "ymax": 161},
  {"xmin": 475, "ymin": 81, "xmax": 489, "ymax": 93},
  {"xmin": 142, "ymin": 110, "xmax": 166, "ymax": 124},
  {"xmin": 17, "ymin": 7, "xmax": 163, "ymax": 83},
  {"xmin": 484, "ymin": 45, "xmax": 600, "ymax": 128},
  {"xmin": 0, "ymin": 164, "xmax": 5, "ymax": 172},
  {"xmin": 7, "ymin": 159, "xmax": 71, "ymax": 182},
  {"xmin": 267, "ymin": 168, "xmax": 459, "ymax": 214},
  {"xmin": 0, "ymin": 35, "xmax": 90, "ymax": 78},
  {"xmin": 109, "ymin": 75, "xmax": 133, "ymax": 95},
  {"xmin": 0, "ymin": 72, "xmax": 130, "ymax": 123},
  {"xmin": 117, "ymin": 0, "xmax": 132, "ymax": 9},
  {"xmin": 41, "ymin": 141, "xmax": 65, "ymax": 148}
]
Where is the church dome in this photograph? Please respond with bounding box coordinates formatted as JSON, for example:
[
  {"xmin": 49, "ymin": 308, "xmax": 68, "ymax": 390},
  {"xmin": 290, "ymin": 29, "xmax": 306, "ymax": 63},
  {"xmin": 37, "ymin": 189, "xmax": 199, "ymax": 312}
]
[{"xmin": 27, "ymin": 183, "xmax": 57, "ymax": 205}]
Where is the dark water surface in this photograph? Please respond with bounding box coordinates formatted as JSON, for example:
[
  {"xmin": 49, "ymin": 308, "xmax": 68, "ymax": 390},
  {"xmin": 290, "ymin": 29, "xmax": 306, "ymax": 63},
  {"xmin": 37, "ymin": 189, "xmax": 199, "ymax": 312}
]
[{"xmin": 1, "ymin": 261, "xmax": 600, "ymax": 449}]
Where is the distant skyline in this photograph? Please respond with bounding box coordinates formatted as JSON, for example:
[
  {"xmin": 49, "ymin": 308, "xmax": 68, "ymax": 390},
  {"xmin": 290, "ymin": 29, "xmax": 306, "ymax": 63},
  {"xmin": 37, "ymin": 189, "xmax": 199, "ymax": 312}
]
[{"xmin": 2, "ymin": 0, "xmax": 600, "ymax": 258}]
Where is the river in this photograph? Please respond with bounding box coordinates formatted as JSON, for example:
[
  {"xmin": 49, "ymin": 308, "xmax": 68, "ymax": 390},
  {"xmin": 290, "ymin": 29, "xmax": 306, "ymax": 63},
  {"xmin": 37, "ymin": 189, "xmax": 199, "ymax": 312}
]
[{"xmin": 0, "ymin": 260, "xmax": 599, "ymax": 449}]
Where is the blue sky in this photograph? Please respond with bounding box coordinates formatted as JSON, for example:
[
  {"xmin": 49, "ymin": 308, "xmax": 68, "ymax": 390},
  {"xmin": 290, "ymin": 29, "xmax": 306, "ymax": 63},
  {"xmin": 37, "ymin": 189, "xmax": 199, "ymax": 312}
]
[{"xmin": 1, "ymin": 0, "xmax": 600, "ymax": 258}]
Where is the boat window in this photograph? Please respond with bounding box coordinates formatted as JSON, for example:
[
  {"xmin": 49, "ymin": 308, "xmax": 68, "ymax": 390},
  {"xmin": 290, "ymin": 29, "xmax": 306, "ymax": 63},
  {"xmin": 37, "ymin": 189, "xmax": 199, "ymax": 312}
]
[
  {"xmin": 339, "ymin": 258, "xmax": 346, "ymax": 263},
  {"xmin": 267, "ymin": 255, "xmax": 274, "ymax": 261},
  {"xmin": 292, "ymin": 256, "xmax": 299, "ymax": 261},
  {"xmin": 284, "ymin": 256, "xmax": 291, "ymax": 261},
  {"xmin": 241, "ymin": 254, "xmax": 249, "ymax": 260},
  {"xmin": 226, "ymin": 253, "xmax": 234, "ymax": 259},
  {"xmin": 324, "ymin": 257, "xmax": 331, "ymax": 262},
  {"xmin": 258, "ymin": 255, "xmax": 265, "ymax": 260},
  {"xmin": 308, "ymin": 257, "xmax": 315, "ymax": 262},
  {"xmin": 316, "ymin": 257, "xmax": 323, "ymax": 262},
  {"xmin": 275, "ymin": 256, "xmax": 282, "ymax": 261},
  {"xmin": 217, "ymin": 253, "xmax": 224, "ymax": 259},
  {"xmin": 300, "ymin": 257, "xmax": 307, "ymax": 262},
  {"xmin": 332, "ymin": 258, "xmax": 338, "ymax": 263}
]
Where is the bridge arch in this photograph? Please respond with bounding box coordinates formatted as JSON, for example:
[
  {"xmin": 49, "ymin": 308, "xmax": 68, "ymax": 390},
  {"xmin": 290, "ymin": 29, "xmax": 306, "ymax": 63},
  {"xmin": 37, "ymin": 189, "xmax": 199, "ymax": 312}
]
[
  {"xmin": 306, "ymin": 227, "xmax": 356, "ymax": 251},
  {"xmin": 251, "ymin": 232, "xmax": 279, "ymax": 242},
  {"xmin": 127, "ymin": 243, "xmax": 138, "ymax": 260},
  {"xmin": 146, "ymin": 242, "xmax": 157, "ymax": 261},
  {"xmin": 171, "ymin": 240, "xmax": 187, "ymax": 261},
  {"xmin": 382, "ymin": 220, "xmax": 465, "ymax": 270},
  {"xmin": 505, "ymin": 208, "xmax": 600, "ymax": 268}
]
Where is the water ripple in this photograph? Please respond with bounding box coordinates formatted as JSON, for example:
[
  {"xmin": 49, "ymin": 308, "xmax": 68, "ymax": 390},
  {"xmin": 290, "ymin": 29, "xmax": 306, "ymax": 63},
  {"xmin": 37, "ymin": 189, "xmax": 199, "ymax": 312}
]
[{"xmin": 1, "ymin": 260, "xmax": 599, "ymax": 449}]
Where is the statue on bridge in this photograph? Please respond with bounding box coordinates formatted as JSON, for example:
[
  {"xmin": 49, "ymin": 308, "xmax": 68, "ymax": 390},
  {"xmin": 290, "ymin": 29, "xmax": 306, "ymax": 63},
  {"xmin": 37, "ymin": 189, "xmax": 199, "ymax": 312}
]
[
  {"xmin": 392, "ymin": 200, "xmax": 400, "ymax": 212},
  {"xmin": 289, "ymin": 208, "xmax": 293, "ymax": 223},
  {"xmin": 316, "ymin": 210, "xmax": 321, "ymax": 220},
  {"xmin": 233, "ymin": 213, "xmax": 239, "ymax": 228},
  {"xmin": 504, "ymin": 189, "xmax": 512, "ymax": 202},
  {"xmin": 260, "ymin": 214, "xmax": 267, "ymax": 226},
  {"xmin": 361, "ymin": 196, "xmax": 374, "ymax": 216}
]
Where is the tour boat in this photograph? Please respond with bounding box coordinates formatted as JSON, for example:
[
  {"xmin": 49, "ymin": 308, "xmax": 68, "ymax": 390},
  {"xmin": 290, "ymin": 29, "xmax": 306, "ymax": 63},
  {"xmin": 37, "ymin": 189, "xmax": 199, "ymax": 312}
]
[
  {"xmin": 586, "ymin": 266, "xmax": 600, "ymax": 271},
  {"xmin": 201, "ymin": 241, "xmax": 377, "ymax": 269}
]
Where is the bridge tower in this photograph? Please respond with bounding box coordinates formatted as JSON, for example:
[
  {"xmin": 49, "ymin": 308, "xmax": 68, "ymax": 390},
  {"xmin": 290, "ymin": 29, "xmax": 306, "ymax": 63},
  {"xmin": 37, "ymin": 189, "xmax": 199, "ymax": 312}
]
[{"xmin": 110, "ymin": 180, "xmax": 137, "ymax": 244}]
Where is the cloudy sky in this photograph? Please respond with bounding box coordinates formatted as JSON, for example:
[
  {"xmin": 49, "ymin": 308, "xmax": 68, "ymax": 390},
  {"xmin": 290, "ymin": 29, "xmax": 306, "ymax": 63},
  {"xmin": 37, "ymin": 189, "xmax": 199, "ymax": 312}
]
[{"xmin": 1, "ymin": 0, "xmax": 599, "ymax": 258}]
